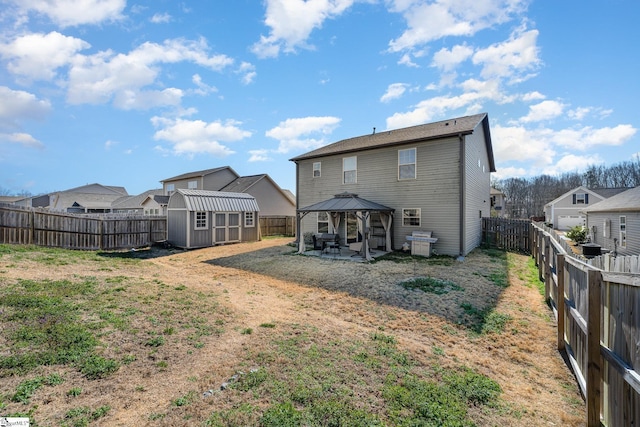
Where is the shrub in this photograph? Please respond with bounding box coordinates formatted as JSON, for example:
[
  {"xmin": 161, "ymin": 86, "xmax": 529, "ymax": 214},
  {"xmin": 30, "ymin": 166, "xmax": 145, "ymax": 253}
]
[{"xmin": 566, "ymin": 225, "xmax": 587, "ymax": 244}]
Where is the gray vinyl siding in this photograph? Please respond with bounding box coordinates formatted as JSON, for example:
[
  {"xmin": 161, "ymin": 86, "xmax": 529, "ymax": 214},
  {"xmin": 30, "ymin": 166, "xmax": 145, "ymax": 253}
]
[
  {"xmin": 548, "ymin": 191, "xmax": 603, "ymax": 227},
  {"xmin": 587, "ymin": 211, "xmax": 640, "ymax": 256},
  {"xmin": 246, "ymin": 179, "xmax": 295, "ymax": 216},
  {"xmin": 463, "ymin": 131, "xmax": 492, "ymax": 255},
  {"xmin": 297, "ymin": 136, "xmax": 462, "ymax": 256},
  {"xmin": 203, "ymin": 169, "xmax": 237, "ymax": 190}
]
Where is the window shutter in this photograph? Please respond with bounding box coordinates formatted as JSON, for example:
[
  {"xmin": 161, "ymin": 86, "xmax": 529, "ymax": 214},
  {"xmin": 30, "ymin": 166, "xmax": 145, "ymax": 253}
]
[
  {"xmin": 572, "ymin": 194, "xmax": 576, "ymax": 204},
  {"xmin": 585, "ymin": 194, "xmax": 589, "ymax": 204}
]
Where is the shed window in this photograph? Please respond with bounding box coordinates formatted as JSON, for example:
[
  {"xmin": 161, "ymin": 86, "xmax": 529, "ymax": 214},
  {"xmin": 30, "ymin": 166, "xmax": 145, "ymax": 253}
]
[
  {"xmin": 620, "ymin": 216, "xmax": 626, "ymax": 248},
  {"xmin": 195, "ymin": 211, "xmax": 207, "ymax": 229},
  {"xmin": 403, "ymin": 208, "xmax": 421, "ymax": 226},
  {"xmin": 313, "ymin": 162, "xmax": 321, "ymax": 178},
  {"xmin": 245, "ymin": 211, "xmax": 255, "ymax": 227},
  {"xmin": 398, "ymin": 148, "xmax": 416, "ymax": 180},
  {"xmin": 188, "ymin": 180, "xmax": 198, "ymax": 189},
  {"xmin": 343, "ymin": 156, "xmax": 357, "ymax": 184},
  {"xmin": 317, "ymin": 212, "xmax": 329, "ymax": 233}
]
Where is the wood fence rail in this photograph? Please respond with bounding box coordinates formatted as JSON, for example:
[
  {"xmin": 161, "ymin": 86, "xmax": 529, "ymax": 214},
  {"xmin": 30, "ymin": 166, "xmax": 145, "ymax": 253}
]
[
  {"xmin": 532, "ymin": 222, "xmax": 640, "ymax": 427},
  {"xmin": 0, "ymin": 204, "xmax": 167, "ymax": 250}
]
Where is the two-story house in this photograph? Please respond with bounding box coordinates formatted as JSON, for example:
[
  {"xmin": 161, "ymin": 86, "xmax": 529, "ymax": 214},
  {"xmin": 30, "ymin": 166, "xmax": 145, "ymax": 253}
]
[{"xmin": 289, "ymin": 113, "xmax": 495, "ymax": 257}]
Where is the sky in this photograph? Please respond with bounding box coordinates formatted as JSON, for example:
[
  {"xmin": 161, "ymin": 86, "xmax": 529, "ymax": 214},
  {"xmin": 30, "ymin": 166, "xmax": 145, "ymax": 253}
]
[{"xmin": 1, "ymin": 0, "xmax": 639, "ymax": 197}]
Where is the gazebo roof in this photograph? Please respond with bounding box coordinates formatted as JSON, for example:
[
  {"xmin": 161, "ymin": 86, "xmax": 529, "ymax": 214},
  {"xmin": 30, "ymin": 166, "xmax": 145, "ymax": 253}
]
[{"xmin": 298, "ymin": 193, "xmax": 394, "ymax": 213}]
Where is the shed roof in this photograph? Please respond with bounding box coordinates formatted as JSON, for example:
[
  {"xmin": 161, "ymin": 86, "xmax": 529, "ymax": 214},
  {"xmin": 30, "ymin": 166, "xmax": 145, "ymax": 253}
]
[
  {"xmin": 289, "ymin": 113, "xmax": 495, "ymax": 171},
  {"xmin": 298, "ymin": 192, "xmax": 394, "ymax": 213},
  {"xmin": 174, "ymin": 189, "xmax": 260, "ymax": 212}
]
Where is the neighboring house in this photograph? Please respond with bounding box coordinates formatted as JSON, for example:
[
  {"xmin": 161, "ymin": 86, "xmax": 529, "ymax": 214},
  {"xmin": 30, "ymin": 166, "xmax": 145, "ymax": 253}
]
[
  {"xmin": 543, "ymin": 186, "xmax": 629, "ymax": 230},
  {"xmin": 490, "ymin": 187, "xmax": 506, "ymax": 217},
  {"xmin": 111, "ymin": 189, "xmax": 167, "ymax": 215},
  {"xmin": 289, "ymin": 113, "xmax": 496, "ymax": 257},
  {"xmin": 38, "ymin": 183, "xmax": 129, "ymax": 213},
  {"xmin": 167, "ymin": 189, "xmax": 260, "ymax": 249},
  {"xmin": 160, "ymin": 166, "xmax": 295, "ymax": 217},
  {"xmin": 583, "ymin": 185, "xmax": 640, "ymax": 256}
]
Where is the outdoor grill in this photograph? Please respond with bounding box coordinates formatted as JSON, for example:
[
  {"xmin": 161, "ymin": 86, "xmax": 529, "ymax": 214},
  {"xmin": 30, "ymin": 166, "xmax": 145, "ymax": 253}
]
[{"xmin": 406, "ymin": 231, "xmax": 438, "ymax": 257}]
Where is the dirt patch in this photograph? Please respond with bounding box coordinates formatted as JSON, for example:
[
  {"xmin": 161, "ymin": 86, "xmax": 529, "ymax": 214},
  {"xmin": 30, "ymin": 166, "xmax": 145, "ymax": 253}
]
[{"xmin": 0, "ymin": 238, "xmax": 585, "ymax": 426}]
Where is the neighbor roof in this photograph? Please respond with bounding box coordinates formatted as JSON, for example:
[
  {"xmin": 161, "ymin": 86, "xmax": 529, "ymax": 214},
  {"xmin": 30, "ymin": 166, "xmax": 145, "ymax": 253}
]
[
  {"xmin": 298, "ymin": 192, "xmax": 394, "ymax": 213},
  {"xmin": 220, "ymin": 174, "xmax": 267, "ymax": 193},
  {"xmin": 582, "ymin": 186, "xmax": 640, "ymax": 213},
  {"xmin": 173, "ymin": 189, "xmax": 260, "ymax": 212},
  {"xmin": 160, "ymin": 166, "xmax": 236, "ymax": 182},
  {"xmin": 289, "ymin": 113, "xmax": 495, "ymax": 171}
]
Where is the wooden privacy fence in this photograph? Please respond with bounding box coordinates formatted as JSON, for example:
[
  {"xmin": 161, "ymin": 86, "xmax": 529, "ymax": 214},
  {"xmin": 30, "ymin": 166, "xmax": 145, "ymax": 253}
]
[
  {"xmin": 481, "ymin": 217, "xmax": 531, "ymax": 253},
  {"xmin": 0, "ymin": 204, "xmax": 167, "ymax": 250},
  {"xmin": 532, "ymin": 222, "xmax": 640, "ymax": 427},
  {"xmin": 259, "ymin": 216, "xmax": 296, "ymax": 237},
  {"xmin": 587, "ymin": 253, "xmax": 640, "ymax": 273}
]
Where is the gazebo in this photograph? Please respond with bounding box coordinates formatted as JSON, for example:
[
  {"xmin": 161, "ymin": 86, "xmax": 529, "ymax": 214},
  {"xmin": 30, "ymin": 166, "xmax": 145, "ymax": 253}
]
[{"xmin": 296, "ymin": 193, "xmax": 394, "ymax": 261}]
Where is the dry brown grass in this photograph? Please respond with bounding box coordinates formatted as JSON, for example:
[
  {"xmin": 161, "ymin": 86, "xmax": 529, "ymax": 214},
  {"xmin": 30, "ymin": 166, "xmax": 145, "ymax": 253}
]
[{"xmin": 0, "ymin": 238, "xmax": 586, "ymax": 426}]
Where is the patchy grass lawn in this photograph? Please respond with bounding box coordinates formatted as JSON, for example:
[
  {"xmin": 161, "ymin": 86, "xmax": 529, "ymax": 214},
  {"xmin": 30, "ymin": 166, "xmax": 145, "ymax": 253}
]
[{"xmin": 0, "ymin": 239, "xmax": 585, "ymax": 426}]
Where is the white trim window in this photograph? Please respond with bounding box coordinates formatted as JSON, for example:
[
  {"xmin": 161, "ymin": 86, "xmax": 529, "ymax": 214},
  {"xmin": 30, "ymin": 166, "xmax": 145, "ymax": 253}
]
[
  {"xmin": 195, "ymin": 211, "xmax": 208, "ymax": 230},
  {"xmin": 188, "ymin": 180, "xmax": 198, "ymax": 189},
  {"xmin": 620, "ymin": 216, "xmax": 626, "ymax": 248},
  {"xmin": 313, "ymin": 162, "xmax": 321, "ymax": 178},
  {"xmin": 343, "ymin": 156, "xmax": 357, "ymax": 184},
  {"xmin": 317, "ymin": 211, "xmax": 329, "ymax": 233},
  {"xmin": 402, "ymin": 208, "xmax": 421, "ymax": 226},
  {"xmin": 245, "ymin": 211, "xmax": 255, "ymax": 227},
  {"xmin": 398, "ymin": 148, "xmax": 416, "ymax": 180},
  {"xmin": 166, "ymin": 183, "xmax": 175, "ymax": 195}
]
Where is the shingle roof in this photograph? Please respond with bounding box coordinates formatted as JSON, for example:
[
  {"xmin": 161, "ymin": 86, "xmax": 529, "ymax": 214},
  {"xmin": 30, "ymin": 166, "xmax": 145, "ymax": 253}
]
[
  {"xmin": 589, "ymin": 187, "xmax": 630, "ymax": 199},
  {"xmin": 111, "ymin": 189, "xmax": 163, "ymax": 209},
  {"xmin": 220, "ymin": 175, "xmax": 266, "ymax": 193},
  {"xmin": 289, "ymin": 113, "xmax": 494, "ymax": 171},
  {"xmin": 175, "ymin": 189, "xmax": 260, "ymax": 212},
  {"xmin": 298, "ymin": 192, "xmax": 394, "ymax": 213},
  {"xmin": 582, "ymin": 186, "xmax": 640, "ymax": 212},
  {"xmin": 160, "ymin": 166, "xmax": 235, "ymax": 183}
]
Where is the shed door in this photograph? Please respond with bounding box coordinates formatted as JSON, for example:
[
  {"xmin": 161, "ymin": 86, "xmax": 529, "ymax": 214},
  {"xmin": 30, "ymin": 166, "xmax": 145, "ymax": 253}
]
[{"xmin": 213, "ymin": 213, "xmax": 241, "ymax": 244}]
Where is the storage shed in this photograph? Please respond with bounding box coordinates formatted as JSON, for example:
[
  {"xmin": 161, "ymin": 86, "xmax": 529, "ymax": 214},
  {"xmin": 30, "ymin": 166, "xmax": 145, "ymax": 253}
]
[{"xmin": 167, "ymin": 189, "xmax": 260, "ymax": 249}]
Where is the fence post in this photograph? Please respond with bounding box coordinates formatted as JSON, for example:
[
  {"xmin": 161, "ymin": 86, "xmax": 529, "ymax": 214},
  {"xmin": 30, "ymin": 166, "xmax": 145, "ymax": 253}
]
[
  {"xmin": 586, "ymin": 269, "xmax": 602, "ymax": 427},
  {"xmin": 556, "ymin": 254, "xmax": 565, "ymax": 352},
  {"xmin": 543, "ymin": 235, "xmax": 551, "ymax": 302},
  {"xmin": 29, "ymin": 209, "xmax": 35, "ymax": 245}
]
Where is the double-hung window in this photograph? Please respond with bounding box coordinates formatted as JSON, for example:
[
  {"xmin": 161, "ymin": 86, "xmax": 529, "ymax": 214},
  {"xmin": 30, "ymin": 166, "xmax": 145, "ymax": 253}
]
[
  {"xmin": 403, "ymin": 208, "xmax": 421, "ymax": 226},
  {"xmin": 343, "ymin": 156, "xmax": 357, "ymax": 184},
  {"xmin": 313, "ymin": 162, "xmax": 321, "ymax": 178},
  {"xmin": 620, "ymin": 216, "xmax": 626, "ymax": 248},
  {"xmin": 166, "ymin": 183, "xmax": 175, "ymax": 195},
  {"xmin": 573, "ymin": 193, "xmax": 588, "ymax": 204},
  {"xmin": 188, "ymin": 180, "xmax": 198, "ymax": 189},
  {"xmin": 398, "ymin": 148, "xmax": 416, "ymax": 180},
  {"xmin": 195, "ymin": 211, "xmax": 208, "ymax": 230},
  {"xmin": 317, "ymin": 212, "xmax": 329, "ymax": 233}
]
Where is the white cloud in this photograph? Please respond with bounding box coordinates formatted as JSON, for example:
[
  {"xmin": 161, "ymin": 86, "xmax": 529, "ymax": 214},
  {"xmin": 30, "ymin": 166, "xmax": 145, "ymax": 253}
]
[
  {"xmin": 380, "ymin": 83, "xmax": 408, "ymax": 103},
  {"xmin": 387, "ymin": 0, "xmax": 528, "ymax": 52},
  {"xmin": 150, "ymin": 12, "xmax": 172, "ymax": 24},
  {"xmin": 251, "ymin": 0, "xmax": 355, "ymax": 58},
  {"xmin": 431, "ymin": 44, "xmax": 473, "ymax": 72},
  {"xmin": 151, "ymin": 117, "xmax": 251, "ymax": 157},
  {"xmin": 551, "ymin": 124, "xmax": 637, "ymax": 151},
  {"xmin": 191, "ymin": 74, "xmax": 218, "ymax": 95},
  {"xmin": 472, "ymin": 28, "xmax": 541, "ymax": 82},
  {"xmin": 540, "ymin": 153, "xmax": 604, "ymax": 176},
  {"xmin": 491, "ymin": 124, "xmax": 556, "ymax": 167},
  {"xmin": 65, "ymin": 38, "xmax": 234, "ymax": 108},
  {"xmin": 521, "ymin": 91, "xmax": 545, "ymax": 101},
  {"xmin": 519, "ymin": 100, "xmax": 566, "ymax": 123},
  {"xmin": 0, "ymin": 32, "xmax": 90, "ymax": 81},
  {"xmin": 0, "ymin": 87, "xmax": 52, "ymax": 126},
  {"xmin": 237, "ymin": 62, "xmax": 257, "ymax": 85},
  {"xmin": 0, "ymin": 132, "xmax": 45, "ymax": 149},
  {"xmin": 9, "ymin": 0, "xmax": 126, "ymax": 27},
  {"xmin": 248, "ymin": 149, "xmax": 272, "ymax": 162},
  {"xmin": 491, "ymin": 166, "xmax": 527, "ymax": 180},
  {"xmin": 266, "ymin": 116, "xmax": 341, "ymax": 153},
  {"xmin": 567, "ymin": 107, "xmax": 591, "ymax": 121}
]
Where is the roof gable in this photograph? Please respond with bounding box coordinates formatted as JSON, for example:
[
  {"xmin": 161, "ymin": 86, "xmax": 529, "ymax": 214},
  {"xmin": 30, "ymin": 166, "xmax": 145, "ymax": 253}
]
[{"xmin": 289, "ymin": 113, "xmax": 495, "ymax": 171}]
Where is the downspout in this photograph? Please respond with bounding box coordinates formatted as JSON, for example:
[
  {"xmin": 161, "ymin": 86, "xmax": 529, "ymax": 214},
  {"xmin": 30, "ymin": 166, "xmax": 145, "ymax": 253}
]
[{"xmin": 459, "ymin": 134, "xmax": 465, "ymax": 257}]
